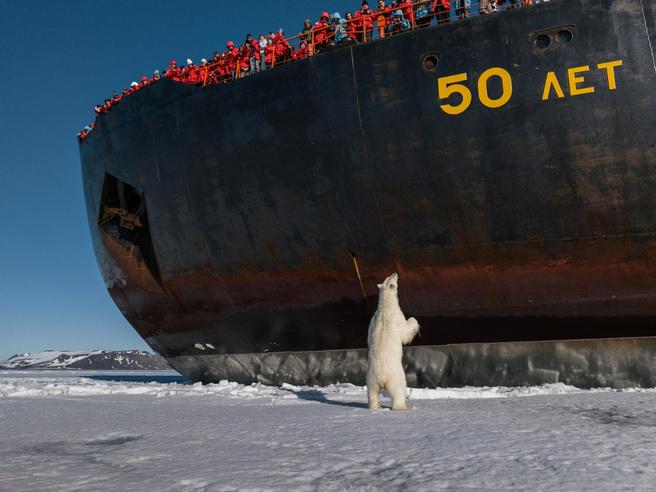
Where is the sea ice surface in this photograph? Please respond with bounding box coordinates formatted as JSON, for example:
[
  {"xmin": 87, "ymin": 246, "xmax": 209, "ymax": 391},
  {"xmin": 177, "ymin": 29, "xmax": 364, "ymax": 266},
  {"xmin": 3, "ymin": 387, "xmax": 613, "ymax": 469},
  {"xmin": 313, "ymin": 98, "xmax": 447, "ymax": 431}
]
[{"xmin": 1, "ymin": 371, "xmax": 656, "ymax": 491}]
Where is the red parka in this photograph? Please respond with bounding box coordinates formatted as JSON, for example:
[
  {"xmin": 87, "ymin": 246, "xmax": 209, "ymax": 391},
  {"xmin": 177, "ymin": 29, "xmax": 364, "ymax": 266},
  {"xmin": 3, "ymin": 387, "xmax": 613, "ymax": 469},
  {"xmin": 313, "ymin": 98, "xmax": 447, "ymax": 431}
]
[
  {"xmin": 293, "ymin": 43, "xmax": 308, "ymax": 60},
  {"xmin": 217, "ymin": 54, "xmax": 230, "ymax": 77},
  {"xmin": 313, "ymin": 19, "xmax": 330, "ymax": 45},
  {"xmin": 273, "ymin": 33, "xmax": 291, "ymax": 61},
  {"xmin": 346, "ymin": 17, "xmax": 358, "ymax": 39},
  {"xmin": 164, "ymin": 63, "xmax": 181, "ymax": 80},
  {"xmin": 226, "ymin": 46, "xmax": 240, "ymax": 73},
  {"xmin": 240, "ymin": 44, "xmax": 250, "ymax": 71},
  {"xmin": 265, "ymin": 43, "xmax": 275, "ymax": 65},
  {"xmin": 355, "ymin": 9, "xmax": 375, "ymax": 30},
  {"xmin": 184, "ymin": 65, "xmax": 202, "ymax": 83}
]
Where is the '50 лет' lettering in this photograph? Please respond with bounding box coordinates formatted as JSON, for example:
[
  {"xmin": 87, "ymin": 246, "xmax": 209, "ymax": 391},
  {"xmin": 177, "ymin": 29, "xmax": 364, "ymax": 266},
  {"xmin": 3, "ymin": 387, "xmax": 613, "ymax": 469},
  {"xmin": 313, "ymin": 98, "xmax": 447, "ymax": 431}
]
[{"xmin": 436, "ymin": 60, "xmax": 623, "ymax": 116}]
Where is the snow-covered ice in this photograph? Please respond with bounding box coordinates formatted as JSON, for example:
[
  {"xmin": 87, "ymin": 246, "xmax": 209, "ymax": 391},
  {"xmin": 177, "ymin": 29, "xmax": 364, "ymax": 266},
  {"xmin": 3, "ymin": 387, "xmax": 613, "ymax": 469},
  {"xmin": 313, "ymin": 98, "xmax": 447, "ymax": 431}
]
[{"xmin": 1, "ymin": 372, "xmax": 656, "ymax": 490}]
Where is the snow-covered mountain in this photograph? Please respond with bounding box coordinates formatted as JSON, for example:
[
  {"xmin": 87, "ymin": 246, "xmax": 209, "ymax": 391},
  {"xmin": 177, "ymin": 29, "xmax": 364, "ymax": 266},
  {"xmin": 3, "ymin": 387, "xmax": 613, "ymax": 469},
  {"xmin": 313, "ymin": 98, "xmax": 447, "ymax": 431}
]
[{"xmin": 0, "ymin": 350, "xmax": 170, "ymax": 370}]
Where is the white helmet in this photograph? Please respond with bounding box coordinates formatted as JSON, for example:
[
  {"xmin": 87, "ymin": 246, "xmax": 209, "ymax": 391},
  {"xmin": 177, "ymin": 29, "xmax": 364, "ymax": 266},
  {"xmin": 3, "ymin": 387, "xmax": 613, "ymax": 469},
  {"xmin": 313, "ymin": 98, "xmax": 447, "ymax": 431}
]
[{"xmin": 187, "ymin": 58, "xmax": 193, "ymax": 66}]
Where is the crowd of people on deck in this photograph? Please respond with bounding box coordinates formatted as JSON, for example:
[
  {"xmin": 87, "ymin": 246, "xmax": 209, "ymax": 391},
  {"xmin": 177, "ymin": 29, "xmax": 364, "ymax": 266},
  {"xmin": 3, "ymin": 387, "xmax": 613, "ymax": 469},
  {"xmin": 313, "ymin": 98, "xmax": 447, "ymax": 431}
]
[{"xmin": 78, "ymin": 0, "xmax": 540, "ymax": 140}]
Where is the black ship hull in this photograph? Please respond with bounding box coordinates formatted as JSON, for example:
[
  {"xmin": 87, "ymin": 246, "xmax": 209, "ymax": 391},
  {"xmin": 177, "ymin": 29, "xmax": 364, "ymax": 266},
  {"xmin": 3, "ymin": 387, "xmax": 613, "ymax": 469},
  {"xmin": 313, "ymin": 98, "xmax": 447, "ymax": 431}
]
[{"xmin": 81, "ymin": 0, "xmax": 656, "ymax": 387}]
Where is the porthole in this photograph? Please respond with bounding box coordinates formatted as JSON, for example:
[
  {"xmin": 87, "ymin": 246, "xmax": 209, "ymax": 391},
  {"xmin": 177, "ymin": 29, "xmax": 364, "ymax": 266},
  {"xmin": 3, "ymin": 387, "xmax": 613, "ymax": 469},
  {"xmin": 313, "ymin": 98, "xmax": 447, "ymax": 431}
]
[
  {"xmin": 556, "ymin": 29, "xmax": 573, "ymax": 44},
  {"xmin": 534, "ymin": 34, "xmax": 551, "ymax": 50},
  {"xmin": 530, "ymin": 25, "xmax": 575, "ymax": 52},
  {"xmin": 421, "ymin": 53, "xmax": 440, "ymax": 72}
]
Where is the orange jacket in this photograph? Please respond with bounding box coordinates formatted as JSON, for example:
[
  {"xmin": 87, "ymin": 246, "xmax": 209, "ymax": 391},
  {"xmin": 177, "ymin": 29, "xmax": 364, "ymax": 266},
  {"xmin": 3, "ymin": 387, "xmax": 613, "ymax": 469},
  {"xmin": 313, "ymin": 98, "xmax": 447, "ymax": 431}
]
[
  {"xmin": 355, "ymin": 9, "xmax": 375, "ymax": 30},
  {"xmin": 375, "ymin": 6, "xmax": 390, "ymax": 29}
]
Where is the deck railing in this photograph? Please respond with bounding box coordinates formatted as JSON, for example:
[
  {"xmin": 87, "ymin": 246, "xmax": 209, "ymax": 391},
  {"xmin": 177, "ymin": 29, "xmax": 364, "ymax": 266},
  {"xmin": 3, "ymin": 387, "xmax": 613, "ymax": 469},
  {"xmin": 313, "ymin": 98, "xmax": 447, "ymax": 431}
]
[
  {"xmin": 79, "ymin": 0, "xmax": 536, "ymax": 139},
  {"xmin": 170, "ymin": 0, "xmax": 535, "ymax": 87}
]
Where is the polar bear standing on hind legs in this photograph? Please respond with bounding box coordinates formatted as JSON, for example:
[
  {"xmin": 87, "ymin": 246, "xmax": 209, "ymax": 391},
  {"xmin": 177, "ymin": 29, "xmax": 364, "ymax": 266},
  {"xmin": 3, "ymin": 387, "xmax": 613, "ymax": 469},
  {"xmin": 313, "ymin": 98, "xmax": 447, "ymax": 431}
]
[{"xmin": 367, "ymin": 273, "xmax": 420, "ymax": 410}]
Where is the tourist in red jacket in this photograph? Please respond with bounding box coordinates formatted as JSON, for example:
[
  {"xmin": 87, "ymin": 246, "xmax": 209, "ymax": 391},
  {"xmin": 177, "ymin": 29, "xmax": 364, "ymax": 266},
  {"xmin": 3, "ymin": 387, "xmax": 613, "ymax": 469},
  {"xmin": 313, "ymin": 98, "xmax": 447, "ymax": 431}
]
[
  {"xmin": 273, "ymin": 31, "xmax": 291, "ymax": 64},
  {"xmin": 164, "ymin": 60, "xmax": 181, "ymax": 80},
  {"xmin": 217, "ymin": 53, "xmax": 230, "ymax": 80},
  {"xmin": 355, "ymin": 2, "xmax": 375, "ymax": 42},
  {"xmin": 241, "ymin": 34, "xmax": 261, "ymax": 75},
  {"xmin": 345, "ymin": 12, "xmax": 358, "ymax": 41},
  {"xmin": 351, "ymin": 9, "xmax": 363, "ymax": 41},
  {"xmin": 264, "ymin": 36, "xmax": 276, "ymax": 67},
  {"xmin": 239, "ymin": 41, "xmax": 251, "ymax": 75},
  {"xmin": 182, "ymin": 59, "xmax": 200, "ymax": 83},
  {"xmin": 313, "ymin": 12, "xmax": 331, "ymax": 49},
  {"xmin": 197, "ymin": 58, "xmax": 210, "ymax": 84},
  {"xmin": 293, "ymin": 40, "xmax": 309, "ymax": 60},
  {"xmin": 225, "ymin": 41, "xmax": 240, "ymax": 78}
]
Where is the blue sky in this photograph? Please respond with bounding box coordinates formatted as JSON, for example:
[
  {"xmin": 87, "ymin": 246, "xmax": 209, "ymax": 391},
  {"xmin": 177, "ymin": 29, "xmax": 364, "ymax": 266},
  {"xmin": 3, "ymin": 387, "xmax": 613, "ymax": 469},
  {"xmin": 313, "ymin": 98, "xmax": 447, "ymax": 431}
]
[{"xmin": 0, "ymin": 0, "xmax": 358, "ymax": 361}]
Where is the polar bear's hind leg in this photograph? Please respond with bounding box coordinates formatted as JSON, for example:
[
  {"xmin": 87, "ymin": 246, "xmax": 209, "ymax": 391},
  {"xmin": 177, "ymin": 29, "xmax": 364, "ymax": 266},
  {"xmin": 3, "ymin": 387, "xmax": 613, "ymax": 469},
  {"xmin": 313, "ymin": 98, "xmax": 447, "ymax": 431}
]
[
  {"xmin": 367, "ymin": 375, "xmax": 382, "ymax": 410},
  {"xmin": 388, "ymin": 371, "xmax": 409, "ymax": 411}
]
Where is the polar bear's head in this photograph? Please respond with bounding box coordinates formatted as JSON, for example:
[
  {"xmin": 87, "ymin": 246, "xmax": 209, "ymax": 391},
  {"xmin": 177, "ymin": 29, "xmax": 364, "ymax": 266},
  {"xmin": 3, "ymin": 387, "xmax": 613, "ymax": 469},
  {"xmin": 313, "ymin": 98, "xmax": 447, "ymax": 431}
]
[{"xmin": 377, "ymin": 273, "xmax": 398, "ymax": 293}]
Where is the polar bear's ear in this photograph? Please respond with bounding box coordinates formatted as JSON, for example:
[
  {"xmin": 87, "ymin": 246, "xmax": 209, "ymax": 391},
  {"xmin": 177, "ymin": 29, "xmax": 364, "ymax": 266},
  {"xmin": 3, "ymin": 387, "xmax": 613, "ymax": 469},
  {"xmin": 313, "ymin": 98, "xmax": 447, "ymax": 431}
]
[{"xmin": 377, "ymin": 283, "xmax": 383, "ymax": 289}]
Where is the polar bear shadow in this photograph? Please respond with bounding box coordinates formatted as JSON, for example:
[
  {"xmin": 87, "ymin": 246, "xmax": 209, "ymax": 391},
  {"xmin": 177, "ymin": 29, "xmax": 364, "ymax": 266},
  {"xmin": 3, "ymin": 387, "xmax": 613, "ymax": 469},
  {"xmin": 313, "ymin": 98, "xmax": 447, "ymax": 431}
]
[{"xmin": 286, "ymin": 388, "xmax": 369, "ymax": 409}]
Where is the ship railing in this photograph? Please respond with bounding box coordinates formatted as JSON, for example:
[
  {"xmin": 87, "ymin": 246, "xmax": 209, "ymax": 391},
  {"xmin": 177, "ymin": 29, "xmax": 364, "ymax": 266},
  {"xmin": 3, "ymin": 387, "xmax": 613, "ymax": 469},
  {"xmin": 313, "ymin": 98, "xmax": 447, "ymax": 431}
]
[
  {"xmin": 282, "ymin": 0, "xmax": 532, "ymax": 54},
  {"xmin": 169, "ymin": 0, "xmax": 533, "ymax": 87},
  {"xmin": 199, "ymin": 0, "xmax": 532, "ymax": 86},
  {"xmin": 81, "ymin": 0, "xmax": 534, "ymax": 139}
]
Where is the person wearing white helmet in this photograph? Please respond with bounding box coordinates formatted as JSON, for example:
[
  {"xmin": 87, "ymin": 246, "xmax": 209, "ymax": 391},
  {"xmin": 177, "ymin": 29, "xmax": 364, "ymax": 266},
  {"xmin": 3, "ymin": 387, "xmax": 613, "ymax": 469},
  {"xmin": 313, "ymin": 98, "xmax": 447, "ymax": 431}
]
[
  {"xmin": 181, "ymin": 59, "xmax": 202, "ymax": 84},
  {"xmin": 258, "ymin": 34, "xmax": 268, "ymax": 71},
  {"xmin": 126, "ymin": 81, "xmax": 139, "ymax": 96}
]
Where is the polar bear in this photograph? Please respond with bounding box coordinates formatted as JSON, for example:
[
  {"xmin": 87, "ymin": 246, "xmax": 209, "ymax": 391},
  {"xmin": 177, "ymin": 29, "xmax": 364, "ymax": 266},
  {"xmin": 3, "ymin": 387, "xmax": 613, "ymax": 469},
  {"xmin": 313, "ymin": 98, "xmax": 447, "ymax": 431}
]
[{"xmin": 366, "ymin": 273, "xmax": 420, "ymax": 410}]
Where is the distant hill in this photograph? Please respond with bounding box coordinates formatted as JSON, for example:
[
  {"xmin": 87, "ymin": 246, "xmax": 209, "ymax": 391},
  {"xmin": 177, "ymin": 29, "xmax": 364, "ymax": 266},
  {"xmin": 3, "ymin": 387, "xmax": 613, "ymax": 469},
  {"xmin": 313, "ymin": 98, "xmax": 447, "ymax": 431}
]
[{"xmin": 0, "ymin": 350, "xmax": 170, "ymax": 370}]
